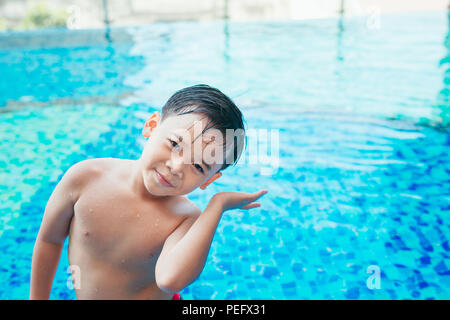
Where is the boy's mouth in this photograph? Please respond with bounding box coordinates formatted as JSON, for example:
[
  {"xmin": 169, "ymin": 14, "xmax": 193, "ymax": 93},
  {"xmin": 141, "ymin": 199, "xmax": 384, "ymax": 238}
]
[{"xmin": 154, "ymin": 169, "xmax": 174, "ymax": 188}]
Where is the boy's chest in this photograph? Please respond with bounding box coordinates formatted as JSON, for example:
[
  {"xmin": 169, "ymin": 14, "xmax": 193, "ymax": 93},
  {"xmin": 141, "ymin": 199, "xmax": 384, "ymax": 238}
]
[{"xmin": 71, "ymin": 178, "xmax": 183, "ymax": 264}]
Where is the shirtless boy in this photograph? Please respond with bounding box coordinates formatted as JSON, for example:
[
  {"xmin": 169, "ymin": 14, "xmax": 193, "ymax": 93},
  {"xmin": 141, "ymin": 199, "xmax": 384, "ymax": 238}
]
[{"xmin": 30, "ymin": 84, "xmax": 267, "ymax": 299}]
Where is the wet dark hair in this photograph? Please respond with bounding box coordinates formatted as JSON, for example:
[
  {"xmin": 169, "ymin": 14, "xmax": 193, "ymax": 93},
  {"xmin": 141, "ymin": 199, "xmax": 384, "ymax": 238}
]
[{"xmin": 161, "ymin": 84, "xmax": 246, "ymax": 171}]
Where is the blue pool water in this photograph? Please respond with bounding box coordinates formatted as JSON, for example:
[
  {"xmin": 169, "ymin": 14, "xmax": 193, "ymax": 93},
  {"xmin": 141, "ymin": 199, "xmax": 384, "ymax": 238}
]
[{"xmin": 0, "ymin": 11, "xmax": 449, "ymax": 300}]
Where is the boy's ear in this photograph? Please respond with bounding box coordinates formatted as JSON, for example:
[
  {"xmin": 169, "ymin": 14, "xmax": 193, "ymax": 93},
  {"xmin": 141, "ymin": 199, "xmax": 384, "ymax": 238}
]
[
  {"xmin": 142, "ymin": 111, "xmax": 161, "ymax": 138},
  {"xmin": 200, "ymin": 172, "xmax": 222, "ymax": 190}
]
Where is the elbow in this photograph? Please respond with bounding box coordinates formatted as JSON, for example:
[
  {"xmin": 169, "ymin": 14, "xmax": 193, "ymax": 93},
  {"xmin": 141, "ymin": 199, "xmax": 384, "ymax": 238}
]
[{"xmin": 155, "ymin": 272, "xmax": 184, "ymax": 294}]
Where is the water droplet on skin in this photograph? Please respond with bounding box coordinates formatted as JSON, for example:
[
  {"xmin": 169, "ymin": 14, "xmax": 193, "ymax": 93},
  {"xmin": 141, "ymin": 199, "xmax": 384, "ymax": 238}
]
[{"xmin": 89, "ymin": 208, "xmax": 93, "ymax": 213}]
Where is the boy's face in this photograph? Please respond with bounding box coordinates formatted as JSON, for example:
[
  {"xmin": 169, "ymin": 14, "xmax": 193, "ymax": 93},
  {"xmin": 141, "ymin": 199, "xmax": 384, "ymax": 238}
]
[{"xmin": 139, "ymin": 112, "xmax": 225, "ymax": 197}]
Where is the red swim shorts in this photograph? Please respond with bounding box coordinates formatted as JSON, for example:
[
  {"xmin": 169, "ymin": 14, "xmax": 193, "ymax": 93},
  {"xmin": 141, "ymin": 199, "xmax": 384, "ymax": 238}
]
[{"xmin": 171, "ymin": 292, "xmax": 182, "ymax": 300}]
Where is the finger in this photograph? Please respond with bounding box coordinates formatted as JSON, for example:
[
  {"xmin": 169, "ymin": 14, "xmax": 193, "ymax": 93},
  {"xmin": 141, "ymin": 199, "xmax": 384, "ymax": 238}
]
[
  {"xmin": 240, "ymin": 202, "xmax": 261, "ymax": 210},
  {"xmin": 249, "ymin": 190, "xmax": 268, "ymax": 201},
  {"xmin": 241, "ymin": 203, "xmax": 259, "ymax": 210}
]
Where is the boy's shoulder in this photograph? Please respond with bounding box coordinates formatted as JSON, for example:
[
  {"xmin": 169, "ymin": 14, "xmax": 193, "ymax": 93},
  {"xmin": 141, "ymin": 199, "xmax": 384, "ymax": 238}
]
[
  {"xmin": 64, "ymin": 158, "xmax": 118, "ymax": 194},
  {"xmin": 68, "ymin": 158, "xmax": 114, "ymax": 179},
  {"xmin": 166, "ymin": 195, "xmax": 202, "ymax": 218}
]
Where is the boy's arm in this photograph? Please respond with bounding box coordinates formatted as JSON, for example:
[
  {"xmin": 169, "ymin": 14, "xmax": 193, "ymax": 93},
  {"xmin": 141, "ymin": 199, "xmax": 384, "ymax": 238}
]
[
  {"xmin": 155, "ymin": 190, "xmax": 267, "ymax": 294},
  {"xmin": 30, "ymin": 161, "xmax": 93, "ymax": 299}
]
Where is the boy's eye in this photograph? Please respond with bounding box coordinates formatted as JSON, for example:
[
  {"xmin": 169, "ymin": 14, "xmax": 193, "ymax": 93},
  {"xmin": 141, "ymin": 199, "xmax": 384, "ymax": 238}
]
[
  {"xmin": 168, "ymin": 139, "xmax": 180, "ymax": 149},
  {"xmin": 193, "ymin": 164, "xmax": 204, "ymax": 173}
]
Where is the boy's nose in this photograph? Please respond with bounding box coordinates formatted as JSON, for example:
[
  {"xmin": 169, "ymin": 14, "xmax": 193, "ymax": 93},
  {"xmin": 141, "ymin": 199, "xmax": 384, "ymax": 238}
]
[{"xmin": 167, "ymin": 154, "xmax": 184, "ymax": 177}]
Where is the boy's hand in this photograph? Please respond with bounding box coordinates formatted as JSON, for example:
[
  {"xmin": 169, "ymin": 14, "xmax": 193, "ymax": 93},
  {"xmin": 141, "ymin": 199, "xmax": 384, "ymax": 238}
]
[{"xmin": 212, "ymin": 190, "xmax": 268, "ymax": 212}]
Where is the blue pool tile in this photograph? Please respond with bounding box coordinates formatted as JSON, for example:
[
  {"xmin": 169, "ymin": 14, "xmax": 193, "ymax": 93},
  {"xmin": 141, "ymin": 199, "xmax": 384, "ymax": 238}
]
[
  {"xmin": 281, "ymin": 281, "xmax": 297, "ymax": 297},
  {"xmin": 418, "ymin": 256, "xmax": 431, "ymax": 266},
  {"xmin": 192, "ymin": 283, "xmax": 215, "ymax": 300},
  {"xmin": 434, "ymin": 260, "xmax": 450, "ymax": 276},
  {"xmin": 225, "ymin": 290, "xmax": 237, "ymax": 300},
  {"xmin": 262, "ymin": 266, "xmax": 279, "ymax": 279}
]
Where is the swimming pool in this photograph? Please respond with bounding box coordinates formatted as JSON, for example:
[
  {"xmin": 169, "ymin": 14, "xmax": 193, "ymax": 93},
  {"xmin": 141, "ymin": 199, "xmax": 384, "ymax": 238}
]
[{"xmin": 0, "ymin": 11, "xmax": 449, "ymax": 300}]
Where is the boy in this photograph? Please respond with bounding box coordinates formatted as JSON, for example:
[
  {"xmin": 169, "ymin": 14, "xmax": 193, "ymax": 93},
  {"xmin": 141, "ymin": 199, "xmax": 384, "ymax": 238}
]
[{"xmin": 30, "ymin": 84, "xmax": 267, "ymax": 300}]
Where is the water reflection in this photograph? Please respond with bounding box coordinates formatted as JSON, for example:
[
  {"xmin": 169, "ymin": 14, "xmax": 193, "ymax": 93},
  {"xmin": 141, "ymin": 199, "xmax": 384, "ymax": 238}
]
[
  {"xmin": 438, "ymin": 5, "xmax": 450, "ymax": 127},
  {"xmin": 102, "ymin": 0, "xmax": 114, "ymax": 57},
  {"xmin": 223, "ymin": 0, "xmax": 230, "ymax": 65},
  {"xmin": 336, "ymin": 0, "xmax": 344, "ymax": 62}
]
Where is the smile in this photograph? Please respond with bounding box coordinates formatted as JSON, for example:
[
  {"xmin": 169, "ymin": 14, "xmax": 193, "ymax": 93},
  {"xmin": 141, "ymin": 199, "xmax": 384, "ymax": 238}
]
[{"xmin": 155, "ymin": 169, "xmax": 174, "ymax": 187}]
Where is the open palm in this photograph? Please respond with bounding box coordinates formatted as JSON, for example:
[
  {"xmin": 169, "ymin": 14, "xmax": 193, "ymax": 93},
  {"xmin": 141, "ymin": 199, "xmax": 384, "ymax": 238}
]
[{"xmin": 213, "ymin": 190, "xmax": 268, "ymax": 212}]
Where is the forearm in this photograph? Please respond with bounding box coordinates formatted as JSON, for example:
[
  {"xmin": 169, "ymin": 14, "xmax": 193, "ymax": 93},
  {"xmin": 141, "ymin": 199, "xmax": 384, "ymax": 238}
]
[
  {"xmin": 30, "ymin": 239, "xmax": 63, "ymax": 300},
  {"xmin": 157, "ymin": 198, "xmax": 224, "ymax": 292}
]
